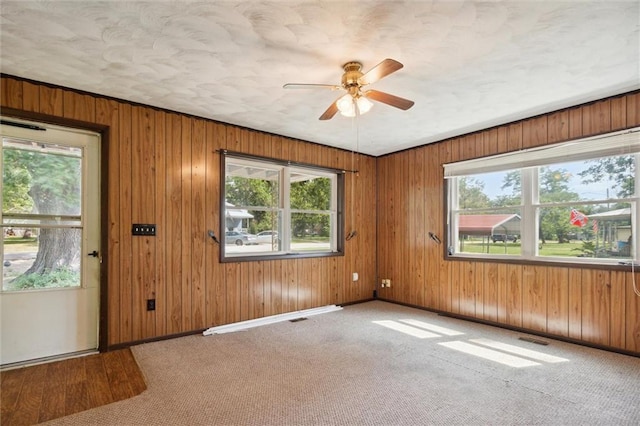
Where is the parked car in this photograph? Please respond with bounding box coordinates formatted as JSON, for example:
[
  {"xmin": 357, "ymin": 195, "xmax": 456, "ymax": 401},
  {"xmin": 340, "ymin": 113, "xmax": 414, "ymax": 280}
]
[
  {"xmin": 225, "ymin": 231, "xmax": 257, "ymax": 246},
  {"xmin": 491, "ymin": 234, "xmax": 518, "ymax": 243},
  {"xmin": 256, "ymin": 230, "xmax": 278, "ymax": 244}
]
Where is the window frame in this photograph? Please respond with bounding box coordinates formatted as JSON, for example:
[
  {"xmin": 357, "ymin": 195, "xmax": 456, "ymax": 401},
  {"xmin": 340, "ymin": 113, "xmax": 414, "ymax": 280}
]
[
  {"xmin": 444, "ymin": 128, "xmax": 640, "ymax": 267},
  {"xmin": 220, "ymin": 150, "xmax": 345, "ymax": 262}
]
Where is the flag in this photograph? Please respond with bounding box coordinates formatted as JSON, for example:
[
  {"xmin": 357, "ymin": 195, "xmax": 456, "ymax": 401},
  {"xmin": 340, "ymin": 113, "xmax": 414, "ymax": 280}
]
[{"xmin": 569, "ymin": 209, "xmax": 588, "ymax": 227}]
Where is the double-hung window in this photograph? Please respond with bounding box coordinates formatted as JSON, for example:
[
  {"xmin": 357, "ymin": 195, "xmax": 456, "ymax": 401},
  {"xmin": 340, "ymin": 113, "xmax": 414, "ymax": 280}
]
[
  {"xmin": 221, "ymin": 152, "xmax": 343, "ymax": 261},
  {"xmin": 445, "ymin": 128, "xmax": 640, "ymax": 265}
]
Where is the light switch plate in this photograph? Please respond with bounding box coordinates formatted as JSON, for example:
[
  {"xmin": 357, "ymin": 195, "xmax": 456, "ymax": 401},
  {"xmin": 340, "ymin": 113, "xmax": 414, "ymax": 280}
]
[{"xmin": 132, "ymin": 224, "xmax": 156, "ymax": 236}]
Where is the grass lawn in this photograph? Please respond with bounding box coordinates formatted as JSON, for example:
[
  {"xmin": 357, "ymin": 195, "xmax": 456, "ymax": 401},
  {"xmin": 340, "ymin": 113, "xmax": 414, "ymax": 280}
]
[
  {"xmin": 3, "ymin": 237, "xmax": 38, "ymax": 253},
  {"xmin": 460, "ymin": 240, "xmax": 588, "ymax": 257}
]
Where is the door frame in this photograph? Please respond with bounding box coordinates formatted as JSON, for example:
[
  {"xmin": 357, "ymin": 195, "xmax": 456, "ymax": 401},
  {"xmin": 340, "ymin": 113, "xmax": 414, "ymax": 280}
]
[{"xmin": 2, "ymin": 107, "xmax": 110, "ymax": 353}]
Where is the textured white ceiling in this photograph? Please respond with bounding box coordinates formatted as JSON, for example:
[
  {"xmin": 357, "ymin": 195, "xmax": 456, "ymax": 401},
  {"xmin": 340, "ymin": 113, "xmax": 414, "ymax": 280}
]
[{"xmin": 1, "ymin": 1, "xmax": 639, "ymax": 156}]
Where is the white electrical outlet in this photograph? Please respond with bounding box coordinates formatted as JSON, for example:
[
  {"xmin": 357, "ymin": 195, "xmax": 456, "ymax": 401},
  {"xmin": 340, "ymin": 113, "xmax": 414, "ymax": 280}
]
[{"xmin": 352, "ymin": 272, "xmax": 359, "ymax": 282}]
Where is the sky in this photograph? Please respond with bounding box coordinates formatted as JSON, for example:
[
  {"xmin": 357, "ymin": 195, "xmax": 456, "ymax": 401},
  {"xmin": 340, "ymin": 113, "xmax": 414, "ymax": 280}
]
[{"xmin": 477, "ymin": 161, "xmax": 620, "ymax": 203}]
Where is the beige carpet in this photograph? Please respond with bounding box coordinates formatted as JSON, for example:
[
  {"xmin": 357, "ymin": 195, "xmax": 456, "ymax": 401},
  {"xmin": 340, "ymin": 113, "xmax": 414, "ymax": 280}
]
[{"xmin": 44, "ymin": 301, "xmax": 640, "ymax": 425}]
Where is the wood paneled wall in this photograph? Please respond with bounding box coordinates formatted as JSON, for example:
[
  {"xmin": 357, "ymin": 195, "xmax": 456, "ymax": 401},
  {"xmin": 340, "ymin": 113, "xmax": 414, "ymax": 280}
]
[
  {"xmin": 377, "ymin": 92, "xmax": 640, "ymax": 354},
  {"xmin": 3, "ymin": 75, "xmax": 639, "ymax": 355},
  {"xmin": 1, "ymin": 76, "xmax": 377, "ymax": 347}
]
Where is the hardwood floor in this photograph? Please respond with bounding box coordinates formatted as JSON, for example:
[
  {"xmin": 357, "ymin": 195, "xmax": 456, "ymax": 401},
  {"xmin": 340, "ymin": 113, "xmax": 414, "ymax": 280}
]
[{"xmin": 1, "ymin": 349, "xmax": 146, "ymax": 425}]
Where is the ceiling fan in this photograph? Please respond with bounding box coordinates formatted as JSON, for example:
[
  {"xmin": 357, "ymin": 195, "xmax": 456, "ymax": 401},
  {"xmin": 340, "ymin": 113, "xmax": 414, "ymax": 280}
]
[{"xmin": 283, "ymin": 58, "xmax": 414, "ymax": 120}]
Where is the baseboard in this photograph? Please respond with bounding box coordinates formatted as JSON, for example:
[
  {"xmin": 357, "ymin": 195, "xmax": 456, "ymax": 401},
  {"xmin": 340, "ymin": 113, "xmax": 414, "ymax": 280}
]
[
  {"xmin": 339, "ymin": 297, "xmax": 376, "ymax": 307},
  {"xmin": 107, "ymin": 328, "xmax": 206, "ymax": 351}
]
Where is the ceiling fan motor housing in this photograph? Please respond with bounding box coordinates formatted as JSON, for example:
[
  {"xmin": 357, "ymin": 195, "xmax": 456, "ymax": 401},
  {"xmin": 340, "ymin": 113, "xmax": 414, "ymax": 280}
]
[{"xmin": 342, "ymin": 62, "xmax": 364, "ymax": 89}]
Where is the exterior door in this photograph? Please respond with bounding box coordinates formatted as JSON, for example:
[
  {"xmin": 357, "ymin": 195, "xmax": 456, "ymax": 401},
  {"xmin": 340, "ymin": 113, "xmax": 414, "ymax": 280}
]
[{"xmin": 1, "ymin": 118, "xmax": 101, "ymax": 366}]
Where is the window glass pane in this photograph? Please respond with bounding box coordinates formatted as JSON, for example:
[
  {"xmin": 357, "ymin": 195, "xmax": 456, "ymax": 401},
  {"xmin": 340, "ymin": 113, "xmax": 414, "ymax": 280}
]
[
  {"xmin": 456, "ymin": 210, "xmax": 522, "ymax": 255},
  {"xmin": 447, "ymin": 134, "xmax": 638, "ymax": 265},
  {"xmin": 541, "ymin": 155, "xmax": 635, "ymax": 202},
  {"xmin": 3, "ymin": 228, "xmax": 81, "ymax": 291},
  {"xmin": 459, "ymin": 171, "xmax": 521, "ymax": 209},
  {"xmin": 291, "ymin": 212, "xmax": 331, "ymax": 251},
  {"xmin": 222, "ymin": 155, "xmax": 341, "ymax": 260},
  {"xmin": 223, "ymin": 210, "xmax": 282, "ymax": 255},
  {"xmin": 225, "ymin": 162, "xmax": 279, "ymax": 209},
  {"xmin": 224, "ymin": 206, "xmax": 280, "ymax": 237},
  {"xmin": 290, "ymin": 174, "xmax": 331, "ymax": 211},
  {"xmin": 3, "ymin": 139, "xmax": 82, "ymax": 216},
  {"xmin": 537, "ymin": 202, "xmax": 632, "ymax": 260}
]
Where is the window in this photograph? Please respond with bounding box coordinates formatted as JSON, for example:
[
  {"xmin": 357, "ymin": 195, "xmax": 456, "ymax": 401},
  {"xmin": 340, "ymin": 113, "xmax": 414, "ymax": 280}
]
[
  {"xmin": 221, "ymin": 152, "xmax": 343, "ymax": 261},
  {"xmin": 445, "ymin": 128, "xmax": 640, "ymax": 265}
]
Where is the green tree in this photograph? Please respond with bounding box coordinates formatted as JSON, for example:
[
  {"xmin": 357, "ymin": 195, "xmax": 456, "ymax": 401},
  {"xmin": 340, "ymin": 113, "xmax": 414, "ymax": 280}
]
[
  {"xmin": 290, "ymin": 177, "xmax": 331, "ymax": 237},
  {"xmin": 501, "ymin": 170, "xmax": 522, "ymax": 196},
  {"xmin": 579, "ymin": 154, "xmax": 635, "ymax": 198},
  {"xmin": 225, "ymin": 176, "xmax": 278, "ymax": 232},
  {"xmin": 225, "ymin": 175, "xmax": 331, "ymax": 237},
  {"xmin": 458, "ymin": 177, "xmax": 490, "ymax": 209},
  {"xmin": 225, "ymin": 177, "xmax": 277, "ymax": 208},
  {"xmin": 501, "ymin": 167, "xmax": 579, "ymax": 243},
  {"xmin": 491, "ymin": 170, "xmax": 522, "ymax": 208},
  {"xmin": 3, "ymin": 146, "xmax": 81, "ymax": 277},
  {"xmin": 539, "ymin": 168, "xmax": 580, "ymax": 243},
  {"xmin": 2, "ymin": 158, "xmax": 32, "ymax": 214}
]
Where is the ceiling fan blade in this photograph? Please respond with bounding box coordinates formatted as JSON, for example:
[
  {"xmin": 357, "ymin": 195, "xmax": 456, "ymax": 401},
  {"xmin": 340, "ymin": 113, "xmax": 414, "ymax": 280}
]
[
  {"xmin": 283, "ymin": 83, "xmax": 341, "ymax": 90},
  {"xmin": 358, "ymin": 58, "xmax": 403, "ymax": 86},
  {"xmin": 365, "ymin": 90, "xmax": 414, "ymax": 110},
  {"xmin": 319, "ymin": 99, "xmax": 340, "ymax": 120}
]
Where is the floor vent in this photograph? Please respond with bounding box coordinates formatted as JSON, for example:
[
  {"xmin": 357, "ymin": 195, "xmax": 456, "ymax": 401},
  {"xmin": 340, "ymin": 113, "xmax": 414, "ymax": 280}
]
[{"xmin": 519, "ymin": 337, "xmax": 549, "ymax": 346}]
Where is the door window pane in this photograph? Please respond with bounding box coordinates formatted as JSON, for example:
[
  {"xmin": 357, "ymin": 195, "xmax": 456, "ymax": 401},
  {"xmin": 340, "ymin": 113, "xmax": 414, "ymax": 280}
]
[
  {"xmin": 3, "ymin": 138, "xmax": 81, "ymax": 216},
  {"xmin": 3, "ymin": 228, "xmax": 81, "ymax": 291},
  {"xmin": 2, "ymin": 137, "xmax": 83, "ymax": 292}
]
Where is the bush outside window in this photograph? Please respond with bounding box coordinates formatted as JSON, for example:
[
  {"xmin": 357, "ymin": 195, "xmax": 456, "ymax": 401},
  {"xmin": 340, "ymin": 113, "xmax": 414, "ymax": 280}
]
[{"xmin": 445, "ymin": 129, "xmax": 639, "ymax": 265}]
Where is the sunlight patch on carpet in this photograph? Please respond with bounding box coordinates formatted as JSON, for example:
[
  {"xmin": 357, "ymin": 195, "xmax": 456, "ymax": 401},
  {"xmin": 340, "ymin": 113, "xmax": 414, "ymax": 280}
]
[
  {"xmin": 439, "ymin": 341, "xmax": 541, "ymax": 368},
  {"xmin": 398, "ymin": 319, "xmax": 464, "ymax": 336},
  {"xmin": 470, "ymin": 339, "xmax": 569, "ymax": 363},
  {"xmin": 372, "ymin": 320, "xmax": 440, "ymax": 338}
]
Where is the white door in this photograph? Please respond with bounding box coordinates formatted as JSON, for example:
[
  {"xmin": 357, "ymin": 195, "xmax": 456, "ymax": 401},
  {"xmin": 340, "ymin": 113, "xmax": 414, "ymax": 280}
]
[{"xmin": 0, "ymin": 118, "xmax": 101, "ymax": 366}]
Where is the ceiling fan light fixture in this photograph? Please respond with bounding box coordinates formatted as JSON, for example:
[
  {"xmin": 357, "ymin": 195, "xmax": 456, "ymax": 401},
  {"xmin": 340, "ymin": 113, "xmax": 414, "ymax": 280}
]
[
  {"xmin": 337, "ymin": 94, "xmax": 373, "ymax": 117},
  {"xmin": 337, "ymin": 93, "xmax": 356, "ymax": 117},
  {"xmin": 356, "ymin": 96, "xmax": 373, "ymax": 114}
]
